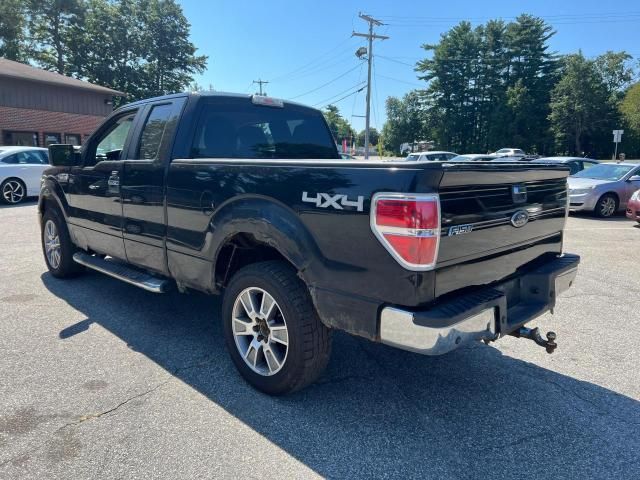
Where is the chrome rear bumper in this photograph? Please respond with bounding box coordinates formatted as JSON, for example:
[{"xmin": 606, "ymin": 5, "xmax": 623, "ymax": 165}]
[
  {"xmin": 380, "ymin": 307, "xmax": 496, "ymax": 355},
  {"xmin": 379, "ymin": 254, "xmax": 580, "ymax": 356}
]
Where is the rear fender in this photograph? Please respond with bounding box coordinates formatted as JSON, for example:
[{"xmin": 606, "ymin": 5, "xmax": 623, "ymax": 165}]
[{"xmin": 208, "ymin": 196, "xmax": 323, "ymax": 285}]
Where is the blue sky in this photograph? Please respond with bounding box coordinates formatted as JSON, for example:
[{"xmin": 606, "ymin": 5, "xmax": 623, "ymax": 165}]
[{"xmin": 180, "ymin": 0, "xmax": 640, "ymax": 132}]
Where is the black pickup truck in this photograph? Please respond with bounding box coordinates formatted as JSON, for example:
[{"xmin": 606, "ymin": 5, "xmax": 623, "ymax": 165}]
[{"xmin": 40, "ymin": 92, "xmax": 579, "ymax": 394}]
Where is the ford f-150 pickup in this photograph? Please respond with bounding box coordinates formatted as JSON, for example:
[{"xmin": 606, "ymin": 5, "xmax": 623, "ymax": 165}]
[{"xmin": 40, "ymin": 92, "xmax": 579, "ymax": 394}]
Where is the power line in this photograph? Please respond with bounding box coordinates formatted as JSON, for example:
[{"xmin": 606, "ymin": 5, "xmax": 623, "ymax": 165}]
[
  {"xmin": 351, "ymin": 62, "xmax": 366, "ymax": 123},
  {"xmin": 374, "ymin": 11, "xmax": 640, "ymax": 22},
  {"xmin": 269, "ymin": 37, "xmax": 355, "ymax": 83},
  {"xmin": 376, "ymin": 73, "xmax": 424, "ymax": 88},
  {"xmin": 287, "ymin": 63, "xmax": 363, "ymax": 100},
  {"xmin": 312, "ymin": 82, "xmax": 366, "ymax": 107},
  {"xmin": 317, "ymin": 85, "xmax": 367, "ymax": 109},
  {"xmin": 377, "ymin": 55, "xmax": 415, "ymax": 67},
  {"xmin": 276, "ymin": 50, "xmax": 360, "ymax": 84},
  {"xmin": 352, "ymin": 12, "xmax": 389, "ymax": 159}
]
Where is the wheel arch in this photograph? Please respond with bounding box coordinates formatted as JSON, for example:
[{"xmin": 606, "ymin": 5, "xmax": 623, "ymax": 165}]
[
  {"xmin": 38, "ymin": 177, "xmax": 70, "ymax": 219},
  {"xmin": 207, "ymin": 196, "xmax": 324, "ymax": 291}
]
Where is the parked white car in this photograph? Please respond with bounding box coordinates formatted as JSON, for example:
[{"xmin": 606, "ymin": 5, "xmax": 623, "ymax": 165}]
[
  {"xmin": 491, "ymin": 148, "xmax": 526, "ymax": 159},
  {"xmin": 405, "ymin": 151, "xmax": 457, "ymax": 161},
  {"xmin": 0, "ymin": 146, "xmax": 49, "ymax": 204}
]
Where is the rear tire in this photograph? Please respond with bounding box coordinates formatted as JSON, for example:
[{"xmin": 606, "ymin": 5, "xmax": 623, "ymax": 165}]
[
  {"xmin": 595, "ymin": 194, "xmax": 618, "ymax": 218},
  {"xmin": 41, "ymin": 208, "xmax": 83, "ymax": 278},
  {"xmin": 222, "ymin": 261, "xmax": 331, "ymax": 395}
]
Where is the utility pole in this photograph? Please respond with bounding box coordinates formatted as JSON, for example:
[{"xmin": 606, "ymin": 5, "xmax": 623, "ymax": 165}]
[
  {"xmin": 353, "ymin": 13, "xmax": 388, "ymax": 159},
  {"xmin": 253, "ymin": 79, "xmax": 269, "ymax": 96}
]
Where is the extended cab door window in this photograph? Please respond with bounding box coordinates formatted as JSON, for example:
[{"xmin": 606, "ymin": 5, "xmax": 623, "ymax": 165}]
[
  {"xmin": 137, "ymin": 103, "xmax": 175, "ymax": 160},
  {"xmin": 190, "ymin": 98, "xmax": 339, "ymax": 159}
]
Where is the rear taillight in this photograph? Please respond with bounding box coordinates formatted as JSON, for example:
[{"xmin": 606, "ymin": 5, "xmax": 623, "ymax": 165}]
[{"xmin": 371, "ymin": 193, "xmax": 441, "ymax": 270}]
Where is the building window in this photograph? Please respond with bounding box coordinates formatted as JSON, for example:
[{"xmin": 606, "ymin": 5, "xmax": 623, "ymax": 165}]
[
  {"xmin": 65, "ymin": 133, "xmax": 81, "ymax": 146},
  {"xmin": 3, "ymin": 131, "xmax": 39, "ymax": 146},
  {"xmin": 44, "ymin": 133, "xmax": 62, "ymax": 146}
]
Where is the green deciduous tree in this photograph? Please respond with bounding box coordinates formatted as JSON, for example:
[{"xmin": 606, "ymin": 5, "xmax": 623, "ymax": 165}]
[
  {"xmin": 4, "ymin": 0, "xmax": 207, "ymax": 104},
  {"xmin": 594, "ymin": 51, "xmax": 635, "ymax": 101},
  {"xmin": 620, "ymin": 82, "xmax": 640, "ymax": 132},
  {"xmin": 27, "ymin": 0, "xmax": 85, "ymax": 74},
  {"xmin": 323, "ymin": 105, "xmax": 355, "ymax": 142},
  {"xmin": 138, "ymin": 0, "xmax": 207, "ymax": 97},
  {"xmin": 0, "ymin": 0, "xmax": 29, "ymax": 61},
  {"xmin": 381, "ymin": 92, "xmax": 429, "ymax": 154},
  {"xmin": 356, "ymin": 127, "xmax": 379, "ymax": 146},
  {"xmin": 549, "ymin": 53, "xmax": 614, "ymax": 156}
]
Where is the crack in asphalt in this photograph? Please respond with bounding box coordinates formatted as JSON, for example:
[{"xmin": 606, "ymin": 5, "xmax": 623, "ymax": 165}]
[
  {"xmin": 518, "ymin": 364, "xmax": 640, "ymax": 426},
  {"xmin": 0, "ymin": 355, "xmax": 217, "ymax": 470}
]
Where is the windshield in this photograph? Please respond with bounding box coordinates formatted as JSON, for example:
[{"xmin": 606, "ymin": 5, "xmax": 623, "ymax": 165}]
[
  {"xmin": 406, "ymin": 154, "xmax": 420, "ymax": 161},
  {"xmin": 573, "ymin": 164, "xmax": 634, "ymax": 181},
  {"xmin": 496, "ymin": 149, "xmax": 510, "ymax": 153},
  {"xmin": 451, "ymin": 155, "xmax": 472, "ymax": 162}
]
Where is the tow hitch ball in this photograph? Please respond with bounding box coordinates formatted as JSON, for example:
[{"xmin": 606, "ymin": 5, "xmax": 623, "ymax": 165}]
[{"xmin": 511, "ymin": 327, "xmax": 557, "ymax": 354}]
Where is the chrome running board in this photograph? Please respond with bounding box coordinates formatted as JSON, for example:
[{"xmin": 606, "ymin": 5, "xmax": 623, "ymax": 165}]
[{"xmin": 72, "ymin": 252, "xmax": 170, "ymax": 293}]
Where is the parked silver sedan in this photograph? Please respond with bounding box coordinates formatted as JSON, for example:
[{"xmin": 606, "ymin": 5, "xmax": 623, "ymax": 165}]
[{"xmin": 568, "ymin": 162, "xmax": 640, "ymax": 217}]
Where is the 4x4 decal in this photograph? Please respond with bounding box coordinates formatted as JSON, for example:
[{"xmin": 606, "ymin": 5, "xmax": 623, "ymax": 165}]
[{"xmin": 302, "ymin": 191, "xmax": 364, "ymax": 212}]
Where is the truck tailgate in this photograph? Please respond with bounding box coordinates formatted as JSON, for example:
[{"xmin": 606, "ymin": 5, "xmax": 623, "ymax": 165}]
[{"xmin": 435, "ymin": 163, "xmax": 568, "ymax": 296}]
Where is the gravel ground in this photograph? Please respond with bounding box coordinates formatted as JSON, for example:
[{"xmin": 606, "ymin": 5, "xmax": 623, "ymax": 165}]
[{"xmin": 1, "ymin": 201, "xmax": 639, "ymax": 479}]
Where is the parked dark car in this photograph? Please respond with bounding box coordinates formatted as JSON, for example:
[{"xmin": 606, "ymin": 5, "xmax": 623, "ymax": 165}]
[
  {"xmin": 40, "ymin": 92, "xmax": 579, "ymax": 394},
  {"xmin": 532, "ymin": 157, "xmax": 598, "ymax": 175}
]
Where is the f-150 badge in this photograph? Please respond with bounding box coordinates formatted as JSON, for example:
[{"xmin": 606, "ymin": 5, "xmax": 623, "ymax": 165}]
[
  {"xmin": 302, "ymin": 191, "xmax": 364, "ymax": 212},
  {"xmin": 448, "ymin": 224, "xmax": 474, "ymax": 236}
]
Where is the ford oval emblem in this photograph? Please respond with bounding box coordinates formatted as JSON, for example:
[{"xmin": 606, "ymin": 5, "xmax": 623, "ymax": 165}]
[{"xmin": 510, "ymin": 210, "xmax": 529, "ymax": 228}]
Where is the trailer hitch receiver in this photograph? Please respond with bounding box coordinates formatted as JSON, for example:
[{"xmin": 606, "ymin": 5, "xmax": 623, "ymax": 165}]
[{"xmin": 511, "ymin": 327, "xmax": 557, "ymax": 354}]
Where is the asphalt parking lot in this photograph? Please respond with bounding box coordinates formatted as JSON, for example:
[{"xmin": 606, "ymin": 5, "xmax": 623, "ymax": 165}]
[{"xmin": 1, "ymin": 201, "xmax": 639, "ymax": 479}]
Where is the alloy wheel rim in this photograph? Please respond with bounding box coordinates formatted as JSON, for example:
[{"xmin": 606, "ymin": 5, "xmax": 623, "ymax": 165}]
[
  {"xmin": 3, "ymin": 181, "xmax": 24, "ymax": 204},
  {"xmin": 231, "ymin": 287, "xmax": 289, "ymax": 376},
  {"xmin": 44, "ymin": 220, "xmax": 62, "ymax": 269},
  {"xmin": 601, "ymin": 197, "xmax": 616, "ymax": 216}
]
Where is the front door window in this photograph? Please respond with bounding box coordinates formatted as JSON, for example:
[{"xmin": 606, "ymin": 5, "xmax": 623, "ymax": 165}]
[{"xmin": 85, "ymin": 112, "xmax": 136, "ymax": 166}]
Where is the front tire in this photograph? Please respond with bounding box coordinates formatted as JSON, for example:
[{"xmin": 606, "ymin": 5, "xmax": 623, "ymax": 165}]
[
  {"xmin": 222, "ymin": 261, "xmax": 331, "ymax": 395},
  {"xmin": 595, "ymin": 194, "xmax": 618, "ymax": 218},
  {"xmin": 41, "ymin": 208, "xmax": 83, "ymax": 278},
  {"xmin": 1, "ymin": 178, "xmax": 27, "ymax": 204}
]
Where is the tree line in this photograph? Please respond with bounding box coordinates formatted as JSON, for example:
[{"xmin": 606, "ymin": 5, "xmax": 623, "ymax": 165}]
[
  {"xmin": 0, "ymin": 0, "xmax": 206, "ymax": 105},
  {"xmin": 381, "ymin": 14, "xmax": 640, "ymax": 158}
]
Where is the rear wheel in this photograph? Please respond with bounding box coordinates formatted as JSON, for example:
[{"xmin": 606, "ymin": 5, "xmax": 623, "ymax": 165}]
[
  {"xmin": 595, "ymin": 194, "xmax": 618, "ymax": 218},
  {"xmin": 222, "ymin": 261, "xmax": 331, "ymax": 395},
  {"xmin": 1, "ymin": 178, "xmax": 26, "ymax": 204},
  {"xmin": 41, "ymin": 208, "xmax": 83, "ymax": 278}
]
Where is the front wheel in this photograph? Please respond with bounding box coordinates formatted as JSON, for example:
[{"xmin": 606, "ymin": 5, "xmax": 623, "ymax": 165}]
[
  {"xmin": 1, "ymin": 178, "xmax": 26, "ymax": 204},
  {"xmin": 222, "ymin": 261, "xmax": 331, "ymax": 395},
  {"xmin": 595, "ymin": 194, "xmax": 618, "ymax": 218},
  {"xmin": 41, "ymin": 208, "xmax": 83, "ymax": 278}
]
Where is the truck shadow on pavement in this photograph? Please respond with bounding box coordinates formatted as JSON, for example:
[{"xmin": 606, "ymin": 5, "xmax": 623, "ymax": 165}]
[{"xmin": 42, "ymin": 272, "xmax": 639, "ymax": 479}]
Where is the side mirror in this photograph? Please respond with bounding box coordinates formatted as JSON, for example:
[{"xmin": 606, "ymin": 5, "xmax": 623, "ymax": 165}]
[
  {"xmin": 48, "ymin": 144, "xmax": 80, "ymax": 166},
  {"xmin": 628, "ymin": 175, "xmax": 640, "ymax": 182}
]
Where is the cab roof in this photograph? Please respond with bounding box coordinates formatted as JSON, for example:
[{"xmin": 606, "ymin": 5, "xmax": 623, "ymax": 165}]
[{"xmin": 122, "ymin": 91, "xmax": 314, "ymax": 110}]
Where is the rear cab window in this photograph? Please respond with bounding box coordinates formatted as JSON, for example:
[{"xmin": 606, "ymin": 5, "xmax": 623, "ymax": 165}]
[
  {"xmin": 137, "ymin": 103, "xmax": 175, "ymax": 160},
  {"xmin": 190, "ymin": 97, "xmax": 339, "ymax": 159}
]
